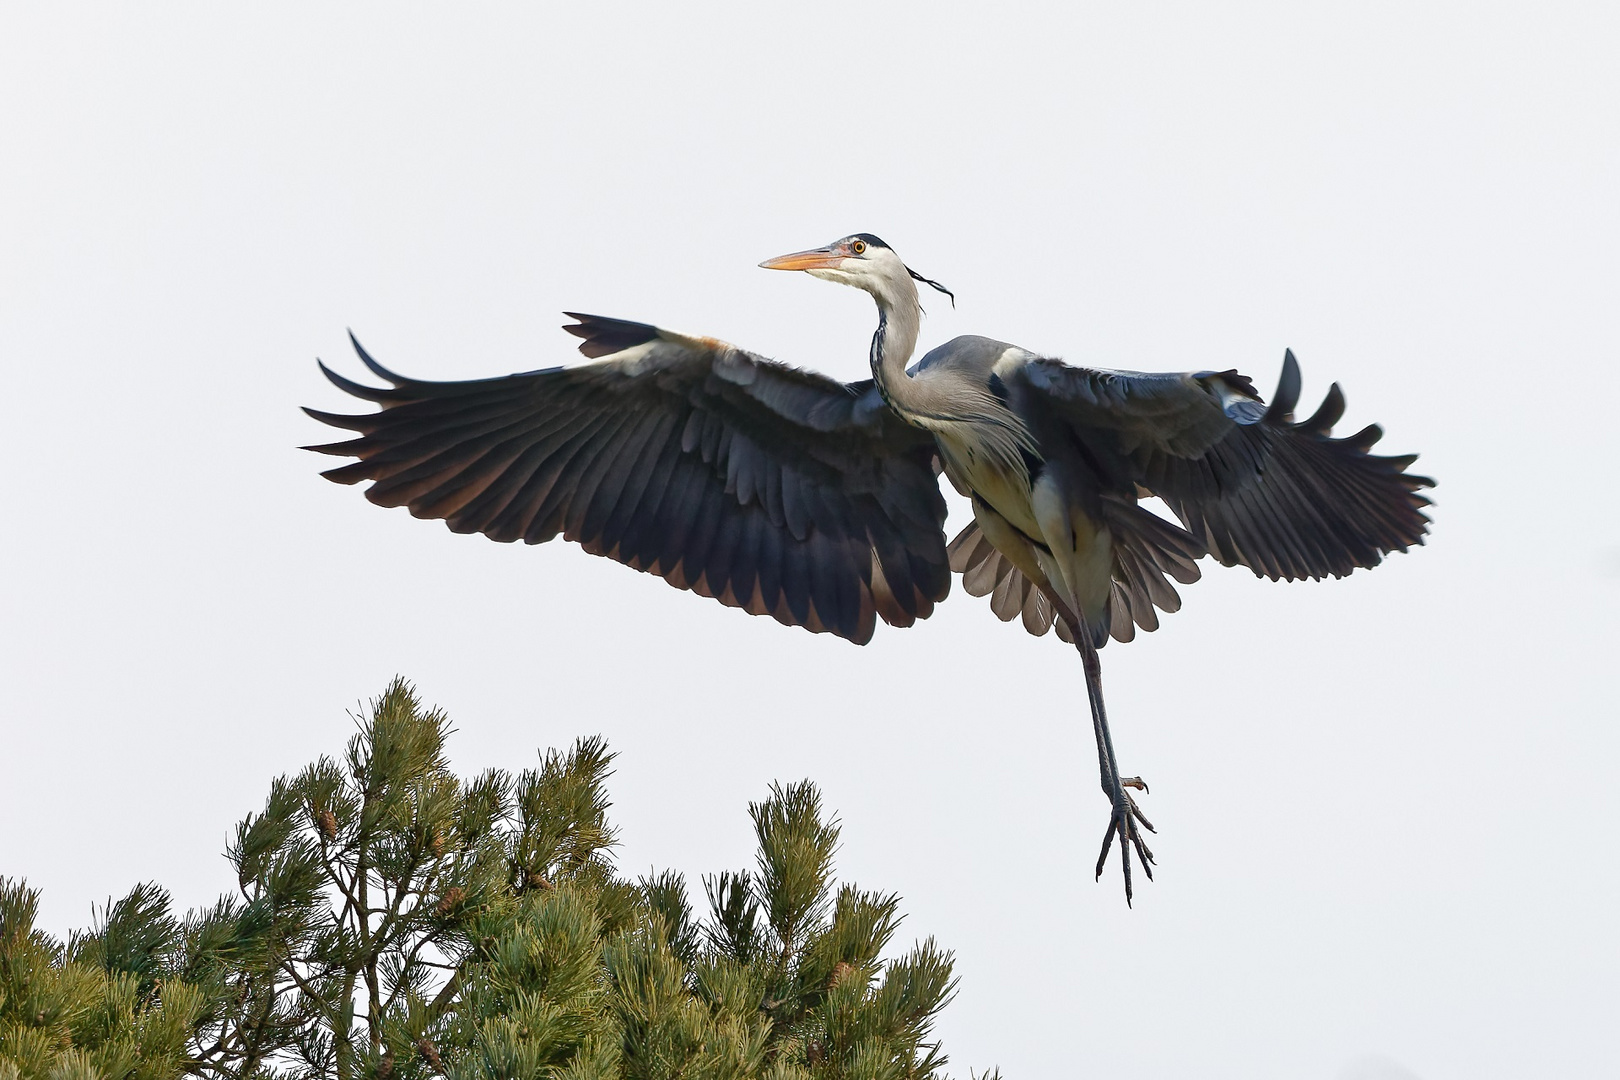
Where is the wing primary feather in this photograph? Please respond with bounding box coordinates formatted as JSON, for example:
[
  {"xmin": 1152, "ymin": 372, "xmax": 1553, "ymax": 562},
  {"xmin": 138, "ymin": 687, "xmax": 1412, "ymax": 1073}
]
[
  {"xmin": 347, "ymin": 333, "xmax": 407, "ymax": 384},
  {"xmin": 1264, "ymin": 349, "xmax": 1302, "ymax": 423},
  {"xmin": 1300, "ymin": 384, "xmax": 1346, "ymax": 435},
  {"xmin": 316, "ymin": 362, "xmax": 395, "ymax": 404}
]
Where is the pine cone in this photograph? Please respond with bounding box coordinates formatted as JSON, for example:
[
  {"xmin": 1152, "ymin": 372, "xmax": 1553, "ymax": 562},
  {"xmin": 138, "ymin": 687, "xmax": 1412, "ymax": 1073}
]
[
  {"xmin": 807, "ymin": 1039, "xmax": 826, "ymax": 1065},
  {"xmin": 315, "ymin": 807, "xmax": 338, "ymax": 841},
  {"xmin": 417, "ymin": 1038, "xmax": 443, "ymax": 1072},
  {"xmin": 829, "ymin": 961, "xmax": 855, "ymax": 988},
  {"xmin": 435, "ymin": 886, "xmax": 466, "ymax": 915},
  {"xmin": 429, "ymin": 829, "xmax": 447, "ymax": 857},
  {"xmin": 377, "ymin": 1048, "xmax": 395, "ymax": 1079}
]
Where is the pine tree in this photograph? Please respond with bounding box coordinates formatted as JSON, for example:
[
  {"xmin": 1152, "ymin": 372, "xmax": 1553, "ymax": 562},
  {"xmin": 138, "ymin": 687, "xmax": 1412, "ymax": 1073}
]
[{"xmin": 0, "ymin": 680, "xmax": 998, "ymax": 1080}]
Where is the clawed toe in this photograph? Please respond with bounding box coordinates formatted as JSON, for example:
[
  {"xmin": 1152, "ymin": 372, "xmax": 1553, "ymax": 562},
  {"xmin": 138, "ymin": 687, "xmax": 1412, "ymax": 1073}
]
[{"xmin": 1095, "ymin": 783, "xmax": 1155, "ymax": 905}]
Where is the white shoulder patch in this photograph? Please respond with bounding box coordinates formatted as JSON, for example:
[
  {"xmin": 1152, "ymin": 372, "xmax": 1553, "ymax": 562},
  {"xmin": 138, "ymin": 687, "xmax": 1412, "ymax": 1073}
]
[
  {"xmin": 591, "ymin": 340, "xmax": 660, "ymax": 374},
  {"xmin": 1209, "ymin": 376, "xmax": 1262, "ymax": 420},
  {"xmin": 589, "ymin": 327, "xmax": 745, "ymax": 377},
  {"xmin": 992, "ymin": 346, "xmax": 1034, "ymax": 375}
]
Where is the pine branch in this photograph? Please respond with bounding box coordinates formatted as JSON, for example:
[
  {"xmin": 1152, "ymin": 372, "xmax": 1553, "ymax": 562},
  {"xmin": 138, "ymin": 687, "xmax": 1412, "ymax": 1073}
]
[{"xmin": 2, "ymin": 680, "xmax": 990, "ymax": 1080}]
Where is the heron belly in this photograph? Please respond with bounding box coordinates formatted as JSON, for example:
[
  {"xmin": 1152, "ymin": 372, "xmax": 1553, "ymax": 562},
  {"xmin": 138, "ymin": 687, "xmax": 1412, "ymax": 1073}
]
[
  {"xmin": 1030, "ymin": 474, "xmax": 1114, "ymax": 629},
  {"xmin": 937, "ymin": 439, "xmax": 1041, "ymax": 539},
  {"xmin": 941, "ymin": 442, "xmax": 1113, "ymax": 629}
]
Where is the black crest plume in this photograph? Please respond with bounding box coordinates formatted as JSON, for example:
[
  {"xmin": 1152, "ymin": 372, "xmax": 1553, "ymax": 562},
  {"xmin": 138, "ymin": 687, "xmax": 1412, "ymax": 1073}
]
[{"xmin": 907, "ymin": 266, "xmax": 955, "ymax": 308}]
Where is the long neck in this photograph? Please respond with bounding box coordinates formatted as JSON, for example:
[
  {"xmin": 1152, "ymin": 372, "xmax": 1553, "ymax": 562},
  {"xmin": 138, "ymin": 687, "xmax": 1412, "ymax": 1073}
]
[
  {"xmin": 861, "ymin": 269, "xmax": 1039, "ymax": 475},
  {"xmin": 868, "ymin": 281, "xmax": 924, "ymax": 417}
]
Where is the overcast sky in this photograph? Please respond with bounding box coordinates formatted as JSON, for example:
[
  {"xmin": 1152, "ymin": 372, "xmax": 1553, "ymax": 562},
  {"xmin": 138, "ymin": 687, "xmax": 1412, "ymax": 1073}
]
[{"xmin": 2, "ymin": 4, "xmax": 1616, "ymax": 1078}]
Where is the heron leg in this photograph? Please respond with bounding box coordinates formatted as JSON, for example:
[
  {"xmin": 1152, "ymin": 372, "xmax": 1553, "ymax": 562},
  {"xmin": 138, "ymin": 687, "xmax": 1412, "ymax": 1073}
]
[
  {"xmin": 972, "ymin": 491, "xmax": 1158, "ymax": 904},
  {"xmin": 1073, "ymin": 621, "xmax": 1156, "ymax": 904}
]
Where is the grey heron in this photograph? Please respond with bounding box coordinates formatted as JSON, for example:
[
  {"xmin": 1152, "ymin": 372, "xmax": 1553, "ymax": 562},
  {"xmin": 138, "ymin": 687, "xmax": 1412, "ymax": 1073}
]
[{"xmin": 304, "ymin": 233, "xmax": 1432, "ymax": 903}]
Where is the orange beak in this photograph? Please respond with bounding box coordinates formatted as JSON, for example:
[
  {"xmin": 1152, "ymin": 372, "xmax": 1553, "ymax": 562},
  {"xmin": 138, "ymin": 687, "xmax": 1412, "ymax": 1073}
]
[{"xmin": 758, "ymin": 245, "xmax": 846, "ymax": 271}]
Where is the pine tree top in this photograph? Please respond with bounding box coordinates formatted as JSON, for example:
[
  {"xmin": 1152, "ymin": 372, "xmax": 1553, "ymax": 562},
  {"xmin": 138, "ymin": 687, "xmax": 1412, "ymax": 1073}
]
[{"xmin": 0, "ymin": 679, "xmax": 998, "ymax": 1080}]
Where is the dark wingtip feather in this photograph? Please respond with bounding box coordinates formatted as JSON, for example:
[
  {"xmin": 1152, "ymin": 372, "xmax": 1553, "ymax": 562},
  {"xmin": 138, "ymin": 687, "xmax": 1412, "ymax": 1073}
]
[
  {"xmin": 300, "ymin": 405, "xmax": 377, "ymax": 436},
  {"xmin": 316, "ymin": 360, "xmax": 394, "ymax": 403},
  {"xmin": 1347, "ymin": 423, "xmax": 1384, "ymax": 452},
  {"xmin": 1300, "ymin": 383, "xmax": 1346, "ymax": 435},
  {"xmin": 1383, "ymin": 452, "xmax": 1420, "ymax": 472},
  {"xmin": 301, "ymin": 437, "xmax": 366, "ymax": 457},
  {"xmin": 1400, "ymin": 464, "xmax": 1436, "ymax": 492},
  {"xmin": 560, "ymin": 312, "xmax": 661, "ymax": 359},
  {"xmin": 1265, "ymin": 349, "xmax": 1302, "ymax": 422},
  {"xmin": 560, "ymin": 312, "xmax": 597, "ymax": 339},
  {"xmin": 318, "ymin": 460, "xmax": 375, "ymax": 485},
  {"xmin": 348, "ymin": 332, "xmax": 406, "ymax": 384}
]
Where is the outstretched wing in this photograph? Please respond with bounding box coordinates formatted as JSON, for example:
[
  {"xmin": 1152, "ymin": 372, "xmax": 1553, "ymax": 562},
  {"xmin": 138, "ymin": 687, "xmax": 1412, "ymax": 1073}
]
[
  {"xmin": 1022, "ymin": 349, "xmax": 1433, "ymax": 582},
  {"xmin": 304, "ymin": 315, "xmax": 951, "ymax": 644}
]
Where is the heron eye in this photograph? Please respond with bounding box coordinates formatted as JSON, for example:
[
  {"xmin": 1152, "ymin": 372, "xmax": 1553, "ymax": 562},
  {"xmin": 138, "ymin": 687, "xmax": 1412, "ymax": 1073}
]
[{"xmin": 851, "ymin": 239, "xmax": 867, "ymax": 255}]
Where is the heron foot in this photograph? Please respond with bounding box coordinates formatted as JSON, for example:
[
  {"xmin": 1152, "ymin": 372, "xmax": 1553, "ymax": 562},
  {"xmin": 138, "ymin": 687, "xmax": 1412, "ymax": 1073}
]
[{"xmin": 1095, "ymin": 777, "xmax": 1155, "ymax": 905}]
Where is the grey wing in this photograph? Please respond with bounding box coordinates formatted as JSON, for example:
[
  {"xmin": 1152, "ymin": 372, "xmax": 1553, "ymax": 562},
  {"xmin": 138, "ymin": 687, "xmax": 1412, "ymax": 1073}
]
[
  {"xmin": 303, "ymin": 315, "xmax": 951, "ymax": 644},
  {"xmin": 1025, "ymin": 349, "xmax": 1434, "ymax": 582}
]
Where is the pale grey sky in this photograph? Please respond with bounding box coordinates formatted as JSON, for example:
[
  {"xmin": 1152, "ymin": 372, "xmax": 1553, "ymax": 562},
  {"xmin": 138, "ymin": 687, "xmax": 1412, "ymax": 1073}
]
[{"xmin": 2, "ymin": 4, "xmax": 1616, "ymax": 1077}]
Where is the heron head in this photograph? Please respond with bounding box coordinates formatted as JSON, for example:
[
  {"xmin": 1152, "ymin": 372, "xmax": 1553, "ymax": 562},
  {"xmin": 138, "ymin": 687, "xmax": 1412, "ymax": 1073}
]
[{"xmin": 760, "ymin": 234, "xmax": 954, "ymax": 309}]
